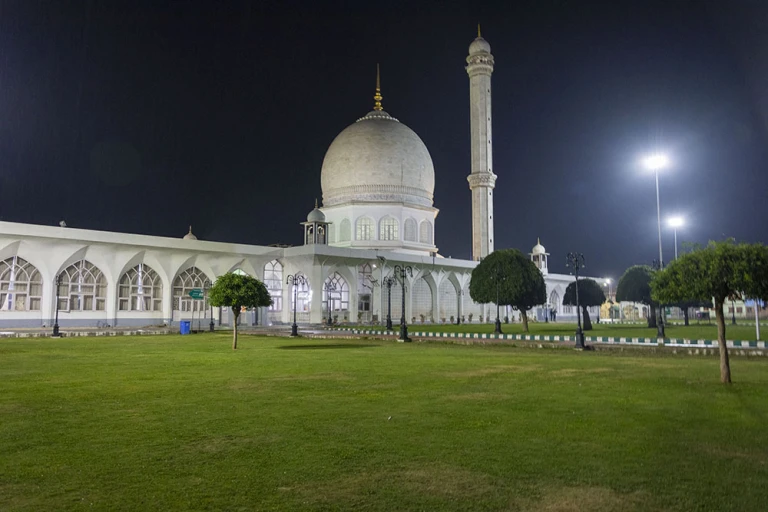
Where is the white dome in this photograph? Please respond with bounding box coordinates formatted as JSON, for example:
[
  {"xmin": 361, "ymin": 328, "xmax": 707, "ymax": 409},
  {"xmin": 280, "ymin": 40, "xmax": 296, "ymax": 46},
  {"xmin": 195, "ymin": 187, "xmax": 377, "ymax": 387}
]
[
  {"xmin": 307, "ymin": 207, "xmax": 326, "ymax": 223},
  {"xmin": 469, "ymin": 37, "xmax": 491, "ymax": 55},
  {"xmin": 321, "ymin": 110, "xmax": 435, "ymax": 208},
  {"xmin": 183, "ymin": 226, "xmax": 197, "ymax": 240},
  {"xmin": 531, "ymin": 238, "xmax": 547, "ymax": 255}
]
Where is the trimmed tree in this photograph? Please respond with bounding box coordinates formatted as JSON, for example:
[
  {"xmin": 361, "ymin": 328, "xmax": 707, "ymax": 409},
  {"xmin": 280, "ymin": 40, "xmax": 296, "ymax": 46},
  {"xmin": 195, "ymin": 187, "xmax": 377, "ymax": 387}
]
[
  {"xmin": 651, "ymin": 240, "xmax": 768, "ymax": 383},
  {"xmin": 469, "ymin": 249, "xmax": 546, "ymax": 333},
  {"xmin": 615, "ymin": 265, "xmax": 657, "ymax": 328},
  {"xmin": 208, "ymin": 272, "xmax": 272, "ymax": 350},
  {"xmin": 562, "ymin": 278, "xmax": 606, "ymax": 331}
]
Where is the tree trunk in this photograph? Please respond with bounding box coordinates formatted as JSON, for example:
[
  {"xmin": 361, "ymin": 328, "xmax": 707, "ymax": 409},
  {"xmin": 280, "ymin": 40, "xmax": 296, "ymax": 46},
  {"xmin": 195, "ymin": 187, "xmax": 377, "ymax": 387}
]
[
  {"xmin": 647, "ymin": 306, "xmax": 657, "ymax": 328},
  {"xmin": 232, "ymin": 309, "xmax": 240, "ymax": 350},
  {"xmin": 714, "ymin": 298, "xmax": 731, "ymax": 384},
  {"xmin": 582, "ymin": 306, "xmax": 592, "ymax": 331},
  {"xmin": 683, "ymin": 308, "xmax": 689, "ymax": 326},
  {"xmin": 521, "ymin": 310, "xmax": 529, "ymax": 333}
]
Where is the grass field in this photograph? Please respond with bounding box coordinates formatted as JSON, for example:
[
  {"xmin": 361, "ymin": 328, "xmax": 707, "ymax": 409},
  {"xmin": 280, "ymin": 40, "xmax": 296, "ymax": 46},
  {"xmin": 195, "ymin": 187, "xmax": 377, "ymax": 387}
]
[
  {"xmin": 2, "ymin": 334, "xmax": 767, "ymax": 511},
  {"xmin": 351, "ymin": 321, "xmax": 764, "ymax": 340}
]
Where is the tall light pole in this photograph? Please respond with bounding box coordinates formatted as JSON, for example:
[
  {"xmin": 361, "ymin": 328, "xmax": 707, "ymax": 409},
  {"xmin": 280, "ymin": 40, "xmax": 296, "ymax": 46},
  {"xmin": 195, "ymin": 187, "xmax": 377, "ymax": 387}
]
[
  {"xmin": 667, "ymin": 216, "xmax": 684, "ymax": 260},
  {"xmin": 566, "ymin": 252, "xmax": 585, "ymax": 349},
  {"xmin": 651, "ymin": 259, "xmax": 666, "ymax": 338},
  {"xmin": 286, "ymin": 274, "xmax": 307, "ymax": 337},
  {"xmin": 52, "ymin": 273, "xmax": 62, "ymax": 338},
  {"xmin": 643, "ymin": 154, "xmax": 669, "ymax": 268}
]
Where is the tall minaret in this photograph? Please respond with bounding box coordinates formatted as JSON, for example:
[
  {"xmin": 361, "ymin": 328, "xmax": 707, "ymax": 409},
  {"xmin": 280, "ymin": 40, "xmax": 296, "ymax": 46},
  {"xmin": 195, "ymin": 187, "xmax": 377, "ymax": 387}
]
[{"xmin": 466, "ymin": 25, "xmax": 496, "ymax": 261}]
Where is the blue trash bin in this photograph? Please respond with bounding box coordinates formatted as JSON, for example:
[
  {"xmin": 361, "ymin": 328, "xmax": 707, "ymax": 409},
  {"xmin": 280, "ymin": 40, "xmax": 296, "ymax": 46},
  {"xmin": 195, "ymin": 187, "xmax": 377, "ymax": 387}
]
[{"xmin": 180, "ymin": 321, "xmax": 191, "ymax": 335}]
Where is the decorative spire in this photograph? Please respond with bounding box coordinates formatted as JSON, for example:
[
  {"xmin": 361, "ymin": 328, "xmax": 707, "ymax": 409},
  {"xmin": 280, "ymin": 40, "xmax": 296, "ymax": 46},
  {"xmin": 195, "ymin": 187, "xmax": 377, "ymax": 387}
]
[
  {"xmin": 373, "ymin": 63, "xmax": 383, "ymax": 111},
  {"xmin": 537, "ymin": 237, "xmax": 540, "ymax": 245},
  {"xmin": 189, "ymin": 225, "xmax": 193, "ymax": 234},
  {"xmin": 478, "ymin": 23, "xmax": 481, "ymax": 38},
  {"xmin": 314, "ymin": 198, "xmax": 318, "ymax": 208}
]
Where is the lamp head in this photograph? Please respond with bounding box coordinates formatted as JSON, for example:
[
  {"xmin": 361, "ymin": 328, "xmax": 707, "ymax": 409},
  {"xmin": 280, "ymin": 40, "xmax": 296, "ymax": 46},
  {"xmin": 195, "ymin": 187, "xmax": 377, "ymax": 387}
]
[
  {"xmin": 643, "ymin": 154, "xmax": 669, "ymax": 171},
  {"xmin": 668, "ymin": 216, "xmax": 684, "ymax": 228}
]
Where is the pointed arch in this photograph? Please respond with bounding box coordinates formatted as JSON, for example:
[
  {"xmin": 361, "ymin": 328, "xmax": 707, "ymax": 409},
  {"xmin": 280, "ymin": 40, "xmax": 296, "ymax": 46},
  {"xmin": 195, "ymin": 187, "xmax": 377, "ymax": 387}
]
[
  {"xmin": 339, "ymin": 219, "xmax": 351, "ymax": 242},
  {"xmin": 323, "ymin": 271, "xmax": 350, "ymax": 314},
  {"xmin": 419, "ymin": 220, "xmax": 433, "ymax": 244},
  {"xmin": 58, "ymin": 260, "xmax": 107, "ymax": 312},
  {"xmin": 438, "ymin": 279, "xmax": 458, "ymax": 321},
  {"xmin": 549, "ymin": 290, "xmax": 560, "ymax": 313},
  {"xmin": 264, "ymin": 259, "xmax": 283, "ymax": 312},
  {"xmin": 356, "ymin": 216, "xmax": 374, "ymax": 241},
  {"xmin": 404, "ymin": 218, "xmax": 418, "ymax": 242},
  {"xmin": 0, "ymin": 256, "xmax": 43, "ymax": 311},
  {"xmin": 379, "ymin": 216, "xmax": 399, "ymax": 241},
  {"xmin": 172, "ymin": 267, "xmax": 210, "ymax": 312},
  {"xmin": 118, "ymin": 263, "xmax": 162, "ymax": 311}
]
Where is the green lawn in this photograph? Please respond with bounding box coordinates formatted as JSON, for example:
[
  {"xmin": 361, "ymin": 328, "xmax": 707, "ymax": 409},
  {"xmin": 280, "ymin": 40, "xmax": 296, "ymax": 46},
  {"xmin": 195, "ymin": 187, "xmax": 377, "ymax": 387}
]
[
  {"xmin": 351, "ymin": 321, "xmax": 764, "ymax": 340},
  {"xmin": 2, "ymin": 334, "xmax": 767, "ymax": 511}
]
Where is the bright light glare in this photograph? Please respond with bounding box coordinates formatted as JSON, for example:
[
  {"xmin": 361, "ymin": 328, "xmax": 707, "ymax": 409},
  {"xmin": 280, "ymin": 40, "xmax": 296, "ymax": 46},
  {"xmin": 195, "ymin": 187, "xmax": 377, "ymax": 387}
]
[
  {"xmin": 643, "ymin": 154, "xmax": 669, "ymax": 171},
  {"xmin": 605, "ymin": 278, "xmax": 611, "ymax": 284},
  {"xmin": 668, "ymin": 216, "xmax": 684, "ymax": 228}
]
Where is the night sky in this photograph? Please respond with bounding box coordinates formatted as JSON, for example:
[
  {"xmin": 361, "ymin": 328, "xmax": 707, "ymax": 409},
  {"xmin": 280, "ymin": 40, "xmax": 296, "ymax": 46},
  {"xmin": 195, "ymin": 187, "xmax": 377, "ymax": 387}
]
[{"xmin": 1, "ymin": 0, "xmax": 767, "ymax": 280}]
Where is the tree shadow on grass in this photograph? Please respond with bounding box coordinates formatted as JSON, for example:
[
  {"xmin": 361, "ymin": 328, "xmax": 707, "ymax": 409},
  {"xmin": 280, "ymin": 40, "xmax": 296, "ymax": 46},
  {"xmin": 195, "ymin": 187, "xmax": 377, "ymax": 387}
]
[{"xmin": 278, "ymin": 344, "xmax": 380, "ymax": 350}]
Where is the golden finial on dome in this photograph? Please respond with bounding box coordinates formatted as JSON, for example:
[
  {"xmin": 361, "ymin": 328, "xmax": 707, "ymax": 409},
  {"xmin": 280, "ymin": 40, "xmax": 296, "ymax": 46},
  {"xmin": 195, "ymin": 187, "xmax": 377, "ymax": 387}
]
[
  {"xmin": 373, "ymin": 63, "xmax": 383, "ymax": 111},
  {"xmin": 478, "ymin": 23, "xmax": 481, "ymax": 38}
]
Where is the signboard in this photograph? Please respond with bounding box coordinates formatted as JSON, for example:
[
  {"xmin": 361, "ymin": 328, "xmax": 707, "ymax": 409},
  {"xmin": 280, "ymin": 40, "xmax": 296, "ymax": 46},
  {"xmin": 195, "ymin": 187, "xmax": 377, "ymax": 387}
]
[{"xmin": 188, "ymin": 288, "xmax": 204, "ymax": 300}]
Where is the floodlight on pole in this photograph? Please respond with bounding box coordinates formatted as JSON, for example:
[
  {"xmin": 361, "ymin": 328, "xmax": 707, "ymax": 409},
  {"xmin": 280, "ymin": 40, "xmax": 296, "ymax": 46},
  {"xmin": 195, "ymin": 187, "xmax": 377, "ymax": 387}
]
[
  {"xmin": 668, "ymin": 216, "xmax": 684, "ymax": 260},
  {"xmin": 642, "ymin": 153, "xmax": 669, "ymax": 269}
]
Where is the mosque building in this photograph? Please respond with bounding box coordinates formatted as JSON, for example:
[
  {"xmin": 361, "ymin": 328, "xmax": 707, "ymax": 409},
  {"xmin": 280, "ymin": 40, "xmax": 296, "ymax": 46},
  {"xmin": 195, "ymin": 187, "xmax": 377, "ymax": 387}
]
[{"xmin": 0, "ymin": 32, "xmax": 605, "ymax": 329}]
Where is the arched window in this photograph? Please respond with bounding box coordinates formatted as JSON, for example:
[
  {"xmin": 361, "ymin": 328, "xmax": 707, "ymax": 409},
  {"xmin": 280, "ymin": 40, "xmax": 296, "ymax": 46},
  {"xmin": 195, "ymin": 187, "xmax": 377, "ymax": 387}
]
[
  {"xmin": 0, "ymin": 256, "xmax": 42, "ymax": 311},
  {"xmin": 118, "ymin": 263, "xmax": 162, "ymax": 311},
  {"xmin": 339, "ymin": 219, "xmax": 351, "ymax": 242},
  {"xmin": 317, "ymin": 225, "xmax": 326, "ymax": 244},
  {"xmin": 549, "ymin": 290, "xmax": 560, "ymax": 312},
  {"xmin": 419, "ymin": 220, "xmax": 433, "ymax": 244},
  {"xmin": 357, "ymin": 263, "xmax": 374, "ymax": 293},
  {"xmin": 380, "ymin": 217, "xmax": 399, "ymax": 241},
  {"xmin": 263, "ymin": 260, "xmax": 283, "ymax": 312},
  {"xmin": 58, "ymin": 260, "xmax": 106, "ymax": 311},
  {"xmin": 323, "ymin": 272, "xmax": 349, "ymax": 313},
  {"xmin": 173, "ymin": 267, "xmax": 210, "ymax": 312},
  {"xmin": 404, "ymin": 218, "xmax": 417, "ymax": 242},
  {"xmin": 289, "ymin": 273, "xmax": 311, "ymax": 312},
  {"xmin": 305, "ymin": 225, "xmax": 314, "ymax": 245},
  {"xmin": 356, "ymin": 217, "xmax": 374, "ymax": 241}
]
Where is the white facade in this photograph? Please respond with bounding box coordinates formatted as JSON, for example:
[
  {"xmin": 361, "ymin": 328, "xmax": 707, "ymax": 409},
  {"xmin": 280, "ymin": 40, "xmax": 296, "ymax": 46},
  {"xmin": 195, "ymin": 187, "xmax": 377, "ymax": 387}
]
[{"xmin": 0, "ymin": 33, "xmax": 608, "ymax": 330}]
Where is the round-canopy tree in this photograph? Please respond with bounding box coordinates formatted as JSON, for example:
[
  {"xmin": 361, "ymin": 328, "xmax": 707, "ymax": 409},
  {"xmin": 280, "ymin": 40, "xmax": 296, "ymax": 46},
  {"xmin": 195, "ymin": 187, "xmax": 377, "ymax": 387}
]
[
  {"xmin": 562, "ymin": 278, "xmax": 606, "ymax": 331},
  {"xmin": 208, "ymin": 272, "xmax": 272, "ymax": 349},
  {"xmin": 652, "ymin": 240, "xmax": 768, "ymax": 383},
  {"xmin": 615, "ymin": 265, "xmax": 657, "ymax": 328},
  {"xmin": 469, "ymin": 249, "xmax": 546, "ymax": 333}
]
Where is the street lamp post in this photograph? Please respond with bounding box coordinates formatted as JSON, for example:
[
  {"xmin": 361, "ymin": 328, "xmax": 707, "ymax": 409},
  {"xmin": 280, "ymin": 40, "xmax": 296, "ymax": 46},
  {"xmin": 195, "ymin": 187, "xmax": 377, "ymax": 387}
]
[
  {"xmin": 52, "ymin": 273, "xmax": 62, "ymax": 337},
  {"xmin": 393, "ymin": 264, "xmax": 413, "ymax": 342},
  {"xmin": 205, "ymin": 280, "xmax": 214, "ymax": 332},
  {"xmin": 286, "ymin": 274, "xmax": 307, "ymax": 337},
  {"xmin": 493, "ymin": 264, "xmax": 504, "ymax": 334},
  {"xmin": 731, "ymin": 299, "xmax": 737, "ymax": 325},
  {"xmin": 382, "ymin": 276, "xmax": 395, "ymax": 331},
  {"xmin": 652, "ymin": 259, "xmax": 666, "ymax": 338},
  {"xmin": 643, "ymin": 154, "xmax": 668, "ymax": 269},
  {"xmin": 566, "ymin": 252, "xmax": 586, "ymax": 349},
  {"xmin": 668, "ymin": 216, "xmax": 684, "ymax": 260}
]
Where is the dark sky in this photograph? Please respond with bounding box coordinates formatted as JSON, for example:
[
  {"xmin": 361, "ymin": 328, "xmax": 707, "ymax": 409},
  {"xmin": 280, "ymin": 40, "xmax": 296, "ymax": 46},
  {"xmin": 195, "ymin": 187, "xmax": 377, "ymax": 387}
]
[{"xmin": 1, "ymin": 0, "xmax": 767, "ymax": 280}]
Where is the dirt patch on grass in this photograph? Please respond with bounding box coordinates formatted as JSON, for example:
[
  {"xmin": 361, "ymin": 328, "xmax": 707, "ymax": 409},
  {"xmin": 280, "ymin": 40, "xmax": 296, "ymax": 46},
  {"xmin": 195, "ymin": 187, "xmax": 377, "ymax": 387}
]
[
  {"xmin": 297, "ymin": 464, "xmax": 497, "ymax": 505},
  {"xmin": 521, "ymin": 486, "xmax": 645, "ymax": 512},
  {"xmin": 444, "ymin": 392, "xmax": 508, "ymax": 401},
  {"xmin": 447, "ymin": 365, "xmax": 542, "ymax": 378},
  {"xmin": 184, "ymin": 434, "xmax": 280, "ymax": 454},
  {"xmin": 700, "ymin": 445, "xmax": 767, "ymax": 465},
  {"xmin": 549, "ymin": 368, "xmax": 615, "ymax": 377}
]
